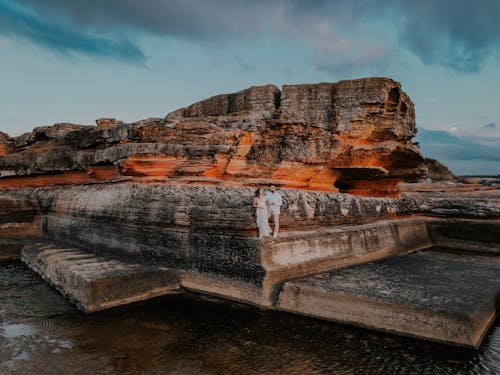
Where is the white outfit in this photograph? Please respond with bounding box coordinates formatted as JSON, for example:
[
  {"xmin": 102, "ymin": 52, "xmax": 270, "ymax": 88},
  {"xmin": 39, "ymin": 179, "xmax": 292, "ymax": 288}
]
[
  {"xmin": 255, "ymin": 196, "xmax": 271, "ymax": 237},
  {"xmin": 266, "ymin": 191, "xmax": 283, "ymax": 237},
  {"xmin": 266, "ymin": 192, "xmax": 283, "ymax": 214}
]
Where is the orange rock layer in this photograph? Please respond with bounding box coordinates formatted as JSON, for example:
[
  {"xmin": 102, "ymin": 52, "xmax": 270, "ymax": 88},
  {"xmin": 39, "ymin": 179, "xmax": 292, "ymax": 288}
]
[
  {"xmin": 0, "ymin": 78, "xmax": 426, "ymax": 196},
  {"xmin": 0, "ymin": 144, "xmax": 11, "ymax": 156},
  {"xmin": 0, "ymin": 166, "xmax": 122, "ymax": 189}
]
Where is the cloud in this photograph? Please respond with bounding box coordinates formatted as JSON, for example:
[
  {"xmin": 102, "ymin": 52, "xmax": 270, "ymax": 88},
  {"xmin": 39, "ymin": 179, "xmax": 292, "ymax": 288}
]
[
  {"xmin": 0, "ymin": 0, "xmax": 145, "ymax": 62},
  {"xmin": 3, "ymin": 0, "xmax": 377, "ymax": 67},
  {"xmin": 378, "ymin": 0, "xmax": 500, "ymax": 72},
  {"xmin": 13, "ymin": 0, "xmax": 274, "ymax": 42},
  {"xmin": 468, "ymin": 122, "xmax": 500, "ymax": 147},
  {"xmin": 443, "ymin": 126, "xmax": 460, "ymax": 135},
  {"xmin": 416, "ymin": 127, "xmax": 500, "ymax": 175},
  {"xmin": 417, "ymin": 127, "xmax": 500, "ymax": 160},
  {"xmin": 2, "ymin": 0, "xmax": 500, "ymax": 72},
  {"xmin": 482, "ymin": 122, "xmax": 497, "ymax": 130}
]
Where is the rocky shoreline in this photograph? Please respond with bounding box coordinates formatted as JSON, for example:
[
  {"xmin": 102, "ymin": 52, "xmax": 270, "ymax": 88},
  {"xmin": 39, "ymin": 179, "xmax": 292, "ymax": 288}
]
[{"xmin": 1, "ymin": 78, "xmax": 499, "ymax": 348}]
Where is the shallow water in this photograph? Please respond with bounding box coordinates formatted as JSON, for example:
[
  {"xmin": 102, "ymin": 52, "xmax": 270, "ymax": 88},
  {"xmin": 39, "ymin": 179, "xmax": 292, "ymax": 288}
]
[{"xmin": 1, "ymin": 260, "xmax": 500, "ymax": 375}]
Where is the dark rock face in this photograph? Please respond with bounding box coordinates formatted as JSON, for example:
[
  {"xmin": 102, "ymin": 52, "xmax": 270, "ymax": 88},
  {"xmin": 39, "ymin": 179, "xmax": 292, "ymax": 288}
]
[
  {"xmin": 0, "ymin": 78, "xmax": 425, "ymax": 196},
  {"xmin": 1, "ymin": 181, "xmax": 497, "ymax": 305},
  {"xmin": 427, "ymin": 219, "xmax": 500, "ymax": 253},
  {"xmin": 0, "ymin": 239, "xmax": 23, "ymax": 261}
]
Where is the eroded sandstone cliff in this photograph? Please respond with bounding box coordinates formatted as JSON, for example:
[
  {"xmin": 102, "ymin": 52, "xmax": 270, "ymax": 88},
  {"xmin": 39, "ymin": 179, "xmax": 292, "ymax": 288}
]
[{"xmin": 0, "ymin": 78, "xmax": 424, "ymax": 196}]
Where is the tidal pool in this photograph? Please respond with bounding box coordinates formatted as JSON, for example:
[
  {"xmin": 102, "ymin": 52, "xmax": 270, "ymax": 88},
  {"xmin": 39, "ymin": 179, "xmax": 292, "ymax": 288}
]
[{"xmin": 1, "ymin": 260, "xmax": 499, "ymax": 374}]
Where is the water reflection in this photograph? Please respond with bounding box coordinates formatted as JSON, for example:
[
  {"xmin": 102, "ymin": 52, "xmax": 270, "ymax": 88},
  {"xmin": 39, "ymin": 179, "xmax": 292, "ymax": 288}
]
[{"xmin": 0, "ymin": 260, "xmax": 499, "ymax": 374}]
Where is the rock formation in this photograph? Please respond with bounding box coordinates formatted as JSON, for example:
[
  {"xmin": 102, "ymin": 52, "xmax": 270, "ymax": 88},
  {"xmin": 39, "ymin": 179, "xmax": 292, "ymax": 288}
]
[
  {"xmin": 1, "ymin": 77, "xmax": 499, "ymax": 348},
  {"xmin": 0, "ymin": 131, "xmax": 13, "ymax": 156},
  {"xmin": 95, "ymin": 117, "xmax": 125, "ymax": 128},
  {"xmin": 0, "ymin": 78, "xmax": 424, "ymax": 196},
  {"xmin": 421, "ymin": 158, "xmax": 456, "ymax": 181}
]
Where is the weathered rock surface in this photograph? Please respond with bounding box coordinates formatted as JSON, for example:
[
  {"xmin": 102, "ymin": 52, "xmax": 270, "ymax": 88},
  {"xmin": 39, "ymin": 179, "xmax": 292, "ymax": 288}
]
[
  {"xmin": 0, "ymin": 184, "xmax": 400, "ymax": 238},
  {"xmin": 0, "ymin": 131, "xmax": 13, "ymax": 156},
  {"xmin": 1, "ymin": 182, "xmax": 497, "ymax": 307},
  {"xmin": 421, "ymin": 158, "xmax": 456, "ymax": 181},
  {"xmin": 95, "ymin": 117, "xmax": 125, "ymax": 128},
  {"xmin": 398, "ymin": 190, "xmax": 500, "ymax": 218},
  {"xmin": 0, "ymin": 184, "xmax": 407, "ymax": 306},
  {"xmin": 0, "ymin": 77, "xmax": 498, "ymax": 347},
  {"xmin": 0, "ymin": 78, "xmax": 424, "ymax": 196},
  {"xmin": 22, "ymin": 241, "xmax": 181, "ymax": 313},
  {"xmin": 278, "ymin": 249, "xmax": 500, "ymax": 348},
  {"xmin": 479, "ymin": 177, "xmax": 500, "ymax": 188}
]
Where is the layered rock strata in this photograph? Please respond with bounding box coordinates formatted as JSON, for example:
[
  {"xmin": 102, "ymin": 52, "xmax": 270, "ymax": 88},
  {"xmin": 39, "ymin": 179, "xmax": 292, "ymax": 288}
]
[
  {"xmin": 0, "ymin": 78, "xmax": 424, "ymax": 196},
  {"xmin": 398, "ymin": 190, "xmax": 500, "ymax": 218},
  {"xmin": 0, "ymin": 190, "xmax": 42, "ymax": 238},
  {"xmin": 1, "ymin": 183, "xmax": 498, "ymax": 307},
  {"xmin": 0, "ymin": 184, "xmax": 413, "ymax": 306}
]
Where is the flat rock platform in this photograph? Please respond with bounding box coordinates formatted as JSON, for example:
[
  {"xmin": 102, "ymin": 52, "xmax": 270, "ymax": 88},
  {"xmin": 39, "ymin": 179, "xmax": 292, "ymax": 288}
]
[
  {"xmin": 278, "ymin": 249, "xmax": 500, "ymax": 348},
  {"xmin": 22, "ymin": 242, "xmax": 181, "ymax": 313}
]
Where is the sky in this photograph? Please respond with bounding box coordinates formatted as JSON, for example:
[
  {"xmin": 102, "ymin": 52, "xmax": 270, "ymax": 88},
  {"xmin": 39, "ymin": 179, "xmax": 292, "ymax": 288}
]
[{"xmin": 0, "ymin": 0, "xmax": 499, "ymax": 174}]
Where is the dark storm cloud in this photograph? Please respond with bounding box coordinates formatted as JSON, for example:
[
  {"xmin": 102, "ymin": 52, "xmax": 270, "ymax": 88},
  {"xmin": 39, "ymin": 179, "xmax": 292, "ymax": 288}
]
[
  {"xmin": 2, "ymin": 0, "xmax": 500, "ymax": 71},
  {"xmin": 381, "ymin": 0, "xmax": 500, "ymax": 72},
  {"xmin": 13, "ymin": 0, "xmax": 276, "ymax": 40}
]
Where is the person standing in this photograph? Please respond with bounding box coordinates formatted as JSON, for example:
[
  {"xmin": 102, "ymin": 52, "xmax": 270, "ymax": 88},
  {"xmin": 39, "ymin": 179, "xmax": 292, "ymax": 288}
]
[
  {"xmin": 253, "ymin": 189, "xmax": 271, "ymax": 238},
  {"xmin": 266, "ymin": 185, "xmax": 283, "ymax": 237}
]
